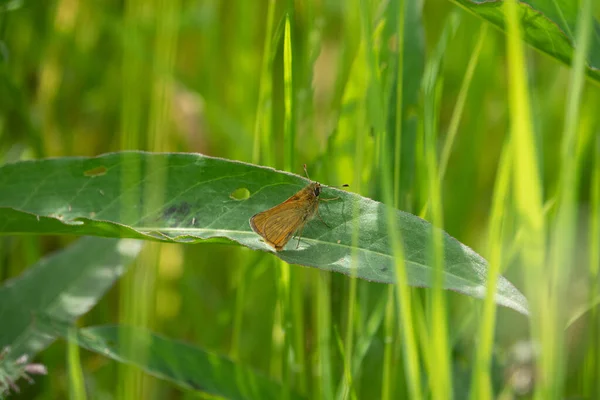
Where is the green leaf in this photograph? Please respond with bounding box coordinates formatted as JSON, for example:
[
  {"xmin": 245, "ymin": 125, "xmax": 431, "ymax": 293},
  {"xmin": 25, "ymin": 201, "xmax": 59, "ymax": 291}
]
[
  {"xmin": 450, "ymin": 0, "xmax": 600, "ymax": 83},
  {"xmin": 0, "ymin": 151, "xmax": 528, "ymax": 314},
  {"xmin": 0, "ymin": 237, "xmax": 142, "ymax": 357},
  {"xmin": 36, "ymin": 317, "xmax": 300, "ymax": 400}
]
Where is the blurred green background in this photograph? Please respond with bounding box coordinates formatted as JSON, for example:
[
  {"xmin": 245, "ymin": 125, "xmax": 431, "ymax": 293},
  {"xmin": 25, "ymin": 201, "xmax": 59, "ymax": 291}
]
[{"xmin": 1, "ymin": 0, "xmax": 599, "ymax": 399}]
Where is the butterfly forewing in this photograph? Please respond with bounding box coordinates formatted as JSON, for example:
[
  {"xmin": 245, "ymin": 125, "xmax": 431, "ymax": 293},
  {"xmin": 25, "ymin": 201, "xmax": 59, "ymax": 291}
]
[{"xmin": 250, "ymin": 183, "xmax": 320, "ymax": 251}]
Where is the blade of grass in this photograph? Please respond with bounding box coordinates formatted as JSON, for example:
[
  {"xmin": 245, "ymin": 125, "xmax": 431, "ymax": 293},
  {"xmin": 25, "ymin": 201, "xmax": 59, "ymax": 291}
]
[
  {"xmin": 423, "ymin": 62, "xmax": 452, "ymax": 400},
  {"xmin": 590, "ymin": 134, "xmax": 600, "ymax": 397},
  {"xmin": 417, "ymin": 13, "xmax": 460, "ymax": 219},
  {"xmin": 231, "ymin": 253, "xmax": 264, "ymax": 360},
  {"xmin": 383, "ymin": 0, "xmax": 424, "ymax": 395},
  {"xmin": 279, "ymin": 14, "xmax": 297, "ymax": 399},
  {"xmin": 315, "ymin": 272, "xmax": 334, "ymax": 400},
  {"xmin": 471, "ymin": 139, "xmax": 512, "ymax": 400},
  {"xmin": 546, "ymin": 0, "xmax": 593, "ymax": 395},
  {"xmin": 438, "ymin": 23, "xmax": 488, "ymax": 182},
  {"xmin": 504, "ymin": 0, "xmax": 547, "ymax": 397},
  {"xmin": 284, "ymin": 13, "xmax": 296, "ymax": 172},
  {"xmin": 119, "ymin": 0, "xmax": 180, "ymax": 397},
  {"xmin": 276, "ymin": 258, "xmax": 291, "ymax": 400},
  {"xmin": 385, "ymin": 120, "xmax": 423, "ymax": 400},
  {"xmin": 252, "ymin": 0, "xmax": 276, "ymax": 167},
  {"xmin": 392, "ymin": 0, "xmax": 406, "ymax": 209},
  {"xmin": 35, "ymin": 0, "xmax": 75, "ymax": 157},
  {"xmin": 245, "ymin": 1, "xmax": 278, "ymax": 395},
  {"xmin": 290, "ymin": 268, "xmax": 307, "ymax": 395},
  {"xmin": 118, "ymin": 0, "xmax": 146, "ymax": 397},
  {"xmin": 285, "ymin": 7, "xmax": 309, "ymax": 392},
  {"xmin": 67, "ymin": 327, "xmax": 87, "ymax": 400},
  {"xmin": 331, "ymin": 3, "xmax": 370, "ymax": 400},
  {"xmin": 269, "ymin": 286, "xmax": 284, "ymax": 383},
  {"xmin": 334, "ymin": 325, "xmax": 356, "ymax": 400},
  {"xmin": 381, "ymin": 285, "xmax": 396, "ymax": 400},
  {"xmin": 337, "ymin": 1, "xmax": 378, "ymax": 398},
  {"xmin": 419, "ymin": 13, "xmax": 463, "ymax": 399},
  {"xmin": 350, "ymin": 288, "xmax": 388, "ymax": 374},
  {"xmin": 374, "ymin": 4, "xmax": 423, "ymax": 399}
]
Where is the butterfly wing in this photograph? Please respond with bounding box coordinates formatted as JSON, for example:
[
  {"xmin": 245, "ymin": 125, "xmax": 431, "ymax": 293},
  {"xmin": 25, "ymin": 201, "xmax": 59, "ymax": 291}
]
[{"xmin": 250, "ymin": 202, "xmax": 307, "ymax": 251}]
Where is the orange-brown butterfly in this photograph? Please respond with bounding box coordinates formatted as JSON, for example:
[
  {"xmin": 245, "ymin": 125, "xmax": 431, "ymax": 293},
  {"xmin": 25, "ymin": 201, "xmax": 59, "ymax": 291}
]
[{"xmin": 249, "ymin": 166, "xmax": 347, "ymax": 251}]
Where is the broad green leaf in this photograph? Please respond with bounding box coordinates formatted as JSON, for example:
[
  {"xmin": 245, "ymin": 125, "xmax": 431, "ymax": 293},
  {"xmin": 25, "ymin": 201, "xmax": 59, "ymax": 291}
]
[
  {"xmin": 36, "ymin": 317, "xmax": 301, "ymax": 400},
  {"xmin": 450, "ymin": 0, "xmax": 600, "ymax": 83},
  {"xmin": 0, "ymin": 237, "xmax": 142, "ymax": 358},
  {"xmin": 0, "ymin": 152, "xmax": 528, "ymax": 314}
]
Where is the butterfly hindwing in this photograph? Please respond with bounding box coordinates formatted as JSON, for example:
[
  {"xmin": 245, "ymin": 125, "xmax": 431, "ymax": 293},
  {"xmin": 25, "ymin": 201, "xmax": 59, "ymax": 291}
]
[{"xmin": 250, "ymin": 202, "xmax": 306, "ymax": 250}]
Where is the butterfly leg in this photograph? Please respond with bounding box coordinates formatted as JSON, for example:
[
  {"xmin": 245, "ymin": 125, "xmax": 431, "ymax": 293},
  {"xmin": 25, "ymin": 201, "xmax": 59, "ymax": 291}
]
[
  {"xmin": 319, "ymin": 196, "xmax": 340, "ymax": 222},
  {"xmin": 296, "ymin": 224, "xmax": 306, "ymax": 249},
  {"xmin": 316, "ymin": 208, "xmax": 331, "ymax": 228}
]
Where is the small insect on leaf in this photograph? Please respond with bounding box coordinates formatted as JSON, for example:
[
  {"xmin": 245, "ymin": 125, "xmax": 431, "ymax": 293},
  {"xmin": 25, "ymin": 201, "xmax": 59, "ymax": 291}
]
[{"xmin": 249, "ymin": 166, "xmax": 345, "ymax": 252}]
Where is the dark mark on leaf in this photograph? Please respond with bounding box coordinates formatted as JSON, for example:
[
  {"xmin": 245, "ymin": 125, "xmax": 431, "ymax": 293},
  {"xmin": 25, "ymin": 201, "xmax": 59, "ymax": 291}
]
[
  {"xmin": 154, "ymin": 202, "xmax": 198, "ymax": 228},
  {"xmin": 163, "ymin": 202, "xmax": 191, "ymax": 219},
  {"xmin": 163, "ymin": 206, "xmax": 178, "ymax": 218}
]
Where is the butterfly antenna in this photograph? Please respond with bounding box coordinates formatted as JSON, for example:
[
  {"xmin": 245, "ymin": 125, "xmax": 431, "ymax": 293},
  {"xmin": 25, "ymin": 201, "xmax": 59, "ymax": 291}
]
[{"xmin": 303, "ymin": 164, "xmax": 311, "ymax": 180}]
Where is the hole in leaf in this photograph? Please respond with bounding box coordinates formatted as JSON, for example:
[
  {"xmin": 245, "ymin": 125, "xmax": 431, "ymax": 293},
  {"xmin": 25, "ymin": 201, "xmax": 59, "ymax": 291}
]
[{"xmin": 230, "ymin": 188, "xmax": 250, "ymax": 201}]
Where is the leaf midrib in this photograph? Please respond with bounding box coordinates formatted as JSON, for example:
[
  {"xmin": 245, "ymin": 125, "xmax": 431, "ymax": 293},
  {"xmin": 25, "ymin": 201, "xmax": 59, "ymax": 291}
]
[{"xmin": 148, "ymin": 226, "xmax": 486, "ymax": 287}]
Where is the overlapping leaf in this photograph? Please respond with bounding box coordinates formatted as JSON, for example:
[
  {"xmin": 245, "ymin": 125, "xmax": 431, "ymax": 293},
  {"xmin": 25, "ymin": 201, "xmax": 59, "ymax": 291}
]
[
  {"xmin": 0, "ymin": 152, "xmax": 528, "ymax": 314},
  {"xmin": 35, "ymin": 317, "xmax": 299, "ymax": 400},
  {"xmin": 451, "ymin": 0, "xmax": 600, "ymax": 83},
  {"xmin": 0, "ymin": 237, "xmax": 142, "ymax": 357}
]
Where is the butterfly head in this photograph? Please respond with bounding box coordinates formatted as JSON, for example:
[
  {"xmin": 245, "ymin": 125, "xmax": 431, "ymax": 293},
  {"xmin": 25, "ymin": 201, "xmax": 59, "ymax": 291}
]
[{"xmin": 312, "ymin": 182, "xmax": 321, "ymax": 197}]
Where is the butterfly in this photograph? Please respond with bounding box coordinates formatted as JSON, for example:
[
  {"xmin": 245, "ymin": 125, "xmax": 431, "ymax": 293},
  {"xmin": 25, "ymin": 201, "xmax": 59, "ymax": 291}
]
[{"xmin": 249, "ymin": 166, "xmax": 346, "ymax": 251}]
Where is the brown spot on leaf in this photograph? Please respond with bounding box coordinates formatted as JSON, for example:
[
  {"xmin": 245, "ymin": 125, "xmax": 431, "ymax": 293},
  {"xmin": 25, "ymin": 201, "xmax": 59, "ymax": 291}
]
[{"xmin": 84, "ymin": 166, "xmax": 107, "ymax": 177}]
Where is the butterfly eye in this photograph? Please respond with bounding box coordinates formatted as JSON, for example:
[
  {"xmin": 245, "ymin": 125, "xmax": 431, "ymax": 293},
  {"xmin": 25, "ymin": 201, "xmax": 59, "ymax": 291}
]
[{"xmin": 314, "ymin": 186, "xmax": 321, "ymax": 196}]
